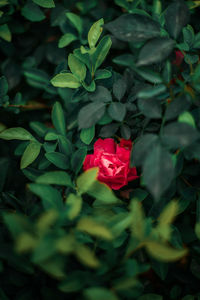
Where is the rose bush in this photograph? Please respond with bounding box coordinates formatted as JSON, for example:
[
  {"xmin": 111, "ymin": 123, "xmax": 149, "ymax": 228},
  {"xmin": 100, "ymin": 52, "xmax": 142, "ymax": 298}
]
[{"xmin": 83, "ymin": 138, "xmax": 138, "ymax": 189}]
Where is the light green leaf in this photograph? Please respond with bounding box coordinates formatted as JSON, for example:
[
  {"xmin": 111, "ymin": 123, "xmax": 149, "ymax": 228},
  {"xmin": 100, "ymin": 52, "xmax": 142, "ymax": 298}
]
[
  {"xmin": 92, "ymin": 35, "xmax": 112, "ymax": 72},
  {"xmin": 178, "ymin": 111, "xmax": 196, "ymax": 128},
  {"xmin": 158, "ymin": 201, "xmax": 179, "ymax": 225},
  {"xmin": 58, "ymin": 33, "xmax": 77, "ymax": 48},
  {"xmin": 88, "ymin": 18, "xmax": 104, "ymax": 48},
  {"xmin": 77, "ymin": 167, "xmax": 99, "ymax": 194},
  {"xmin": 51, "ymin": 73, "xmax": 81, "ymax": 88},
  {"xmin": 66, "ymin": 193, "xmax": 82, "ymax": 220},
  {"xmin": 68, "ymin": 54, "xmax": 86, "ymax": 81},
  {"xmin": 0, "ymin": 127, "xmax": 35, "ymax": 141},
  {"xmin": 20, "ymin": 141, "xmax": 41, "ymax": 169},
  {"xmin": 77, "ymin": 217, "xmax": 113, "ymax": 240}
]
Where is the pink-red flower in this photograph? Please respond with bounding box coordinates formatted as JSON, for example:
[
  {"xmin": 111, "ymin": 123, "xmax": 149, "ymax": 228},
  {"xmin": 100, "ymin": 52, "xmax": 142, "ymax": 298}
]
[
  {"xmin": 83, "ymin": 138, "xmax": 138, "ymax": 190},
  {"xmin": 173, "ymin": 50, "xmax": 184, "ymax": 66}
]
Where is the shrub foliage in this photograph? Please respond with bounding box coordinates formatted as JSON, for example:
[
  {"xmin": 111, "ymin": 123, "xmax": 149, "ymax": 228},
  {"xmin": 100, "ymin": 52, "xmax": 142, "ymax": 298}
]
[{"xmin": 1, "ymin": 0, "xmax": 200, "ymax": 299}]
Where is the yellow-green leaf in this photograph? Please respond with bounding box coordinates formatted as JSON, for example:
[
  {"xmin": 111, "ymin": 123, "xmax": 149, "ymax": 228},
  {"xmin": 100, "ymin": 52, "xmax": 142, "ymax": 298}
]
[
  {"xmin": 145, "ymin": 241, "xmax": 187, "ymax": 262},
  {"xmin": 68, "ymin": 53, "xmax": 86, "ymax": 81},
  {"xmin": 20, "ymin": 141, "xmax": 41, "ymax": 169},
  {"xmin": 76, "ymin": 217, "xmax": 113, "ymax": 240},
  {"xmin": 158, "ymin": 200, "xmax": 179, "ymax": 225},
  {"xmin": 76, "ymin": 167, "xmax": 98, "ymax": 194}
]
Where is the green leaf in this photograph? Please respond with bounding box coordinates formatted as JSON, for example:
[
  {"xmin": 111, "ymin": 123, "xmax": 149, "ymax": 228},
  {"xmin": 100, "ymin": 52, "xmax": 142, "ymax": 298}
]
[
  {"xmin": 66, "ymin": 12, "xmax": 82, "ymax": 34},
  {"xmin": 68, "ymin": 54, "xmax": 86, "ymax": 81},
  {"xmin": 178, "ymin": 111, "xmax": 196, "ymax": 128},
  {"xmin": 158, "ymin": 201, "xmax": 179, "ymax": 225},
  {"xmin": 77, "ymin": 167, "xmax": 98, "ymax": 194},
  {"xmin": 0, "ymin": 76, "xmax": 8, "ymax": 97},
  {"xmin": 131, "ymin": 134, "xmax": 158, "ymax": 167},
  {"xmin": 0, "ymin": 24, "xmax": 11, "ymax": 42},
  {"xmin": 84, "ymin": 287, "xmax": 119, "ymax": 300},
  {"xmin": 165, "ymin": 96, "xmax": 190, "ymax": 121},
  {"xmin": 88, "ymin": 18, "xmax": 104, "ymax": 48},
  {"xmin": 138, "ymin": 98, "xmax": 162, "ymax": 119},
  {"xmin": 162, "ymin": 122, "xmax": 199, "ymax": 149},
  {"xmin": 51, "ymin": 73, "xmax": 81, "ymax": 88},
  {"xmin": 77, "ymin": 217, "xmax": 113, "ymax": 240},
  {"xmin": 135, "ymin": 67, "xmax": 163, "ymax": 84},
  {"xmin": 130, "ymin": 200, "xmax": 145, "ymax": 239},
  {"xmin": 75, "ymin": 245, "xmax": 100, "ymax": 268},
  {"xmin": 45, "ymin": 132, "xmax": 58, "ymax": 141},
  {"xmin": 20, "ymin": 141, "xmax": 41, "ymax": 169},
  {"xmin": 95, "ymin": 69, "xmax": 112, "ymax": 80},
  {"xmin": 145, "ymin": 241, "xmax": 187, "ymax": 262},
  {"xmin": 113, "ymin": 79, "xmax": 127, "ymax": 101},
  {"xmin": 58, "ymin": 33, "xmax": 77, "ymax": 48},
  {"xmin": 138, "ymin": 294, "xmax": 163, "ymax": 300},
  {"xmin": 52, "ymin": 102, "xmax": 66, "ymax": 136},
  {"xmin": 137, "ymin": 84, "xmax": 166, "ymax": 99},
  {"xmin": 80, "ymin": 126, "xmax": 95, "ymax": 145},
  {"xmin": 105, "ymin": 14, "xmax": 160, "ymax": 42},
  {"xmin": 58, "ymin": 135, "xmax": 72, "ymax": 156},
  {"xmin": 137, "ymin": 38, "xmax": 175, "ymax": 66},
  {"xmin": 0, "ymin": 127, "xmax": 35, "ymax": 141},
  {"xmin": 71, "ymin": 147, "xmax": 87, "ymax": 174},
  {"xmin": 108, "ymin": 102, "xmax": 126, "ymax": 122},
  {"xmin": 92, "ymin": 35, "xmax": 112, "ymax": 72},
  {"xmin": 78, "ymin": 102, "xmax": 106, "ymax": 129},
  {"xmin": 87, "ymin": 180, "xmax": 121, "ymax": 204},
  {"xmin": 165, "ymin": 1, "xmax": 190, "ymax": 39},
  {"xmin": 45, "ymin": 152, "xmax": 69, "ymax": 169},
  {"xmin": 32, "ymin": 0, "xmax": 55, "ymax": 8},
  {"xmin": 36, "ymin": 171, "xmax": 72, "ymax": 187},
  {"xmin": 89, "ymin": 86, "xmax": 112, "ymax": 103},
  {"xmin": 66, "ymin": 194, "xmax": 82, "ymax": 220},
  {"xmin": 29, "ymin": 184, "xmax": 64, "ymax": 211},
  {"xmin": 143, "ymin": 144, "xmax": 174, "ymax": 200},
  {"xmin": 195, "ymin": 223, "xmax": 200, "ymax": 239},
  {"xmin": 21, "ymin": 2, "xmax": 45, "ymax": 22}
]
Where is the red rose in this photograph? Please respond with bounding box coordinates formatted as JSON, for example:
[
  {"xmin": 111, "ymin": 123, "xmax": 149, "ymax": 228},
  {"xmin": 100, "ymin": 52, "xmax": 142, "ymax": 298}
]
[
  {"xmin": 173, "ymin": 50, "xmax": 184, "ymax": 66},
  {"xmin": 83, "ymin": 138, "xmax": 138, "ymax": 190}
]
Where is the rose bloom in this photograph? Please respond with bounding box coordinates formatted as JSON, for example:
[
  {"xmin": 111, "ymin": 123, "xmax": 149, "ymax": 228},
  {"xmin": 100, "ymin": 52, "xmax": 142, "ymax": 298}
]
[
  {"xmin": 173, "ymin": 50, "xmax": 184, "ymax": 66},
  {"xmin": 83, "ymin": 138, "xmax": 138, "ymax": 190}
]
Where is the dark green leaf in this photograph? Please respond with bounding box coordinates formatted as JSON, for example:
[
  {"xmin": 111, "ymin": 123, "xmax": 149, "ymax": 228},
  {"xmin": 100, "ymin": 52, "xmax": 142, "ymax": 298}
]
[
  {"xmin": 138, "ymin": 98, "xmax": 162, "ymax": 119},
  {"xmin": 0, "ymin": 76, "xmax": 8, "ymax": 97},
  {"xmin": 143, "ymin": 144, "xmax": 174, "ymax": 199},
  {"xmin": 21, "ymin": 2, "xmax": 45, "ymax": 22},
  {"xmin": 89, "ymin": 86, "xmax": 112, "ymax": 103},
  {"xmin": 36, "ymin": 171, "xmax": 72, "ymax": 187},
  {"xmin": 78, "ymin": 102, "xmax": 106, "ymax": 129},
  {"xmin": 32, "ymin": 0, "xmax": 55, "ymax": 8},
  {"xmin": 165, "ymin": 1, "xmax": 190, "ymax": 39},
  {"xmin": 71, "ymin": 147, "xmax": 87, "ymax": 174},
  {"xmin": 137, "ymin": 38, "xmax": 175, "ymax": 66},
  {"xmin": 105, "ymin": 14, "xmax": 160, "ymax": 42},
  {"xmin": 113, "ymin": 79, "xmax": 127, "ymax": 101},
  {"xmin": 162, "ymin": 122, "xmax": 199, "ymax": 149},
  {"xmin": 131, "ymin": 134, "xmax": 159, "ymax": 167},
  {"xmin": 52, "ymin": 102, "xmax": 66, "ymax": 136},
  {"xmin": 108, "ymin": 102, "xmax": 126, "ymax": 122},
  {"xmin": 45, "ymin": 152, "xmax": 69, "ymax": 169},
  {"xmin": 165, "ymin": 96, "xmax": 190, "ymax": 121},
  {"xmin": 80, "ymin": 126, "xmax": 95, "ymax": 145},
  {"xmin": 29, "ymin": 184, "xmax": 64, "ymax": 211}
]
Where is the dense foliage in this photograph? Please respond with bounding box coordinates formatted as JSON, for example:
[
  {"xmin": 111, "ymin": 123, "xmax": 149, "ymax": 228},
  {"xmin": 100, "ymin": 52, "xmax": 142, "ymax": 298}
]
[{"xmin": 1, "ymin": 0, "xmax": 200, "ymax": 299}]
